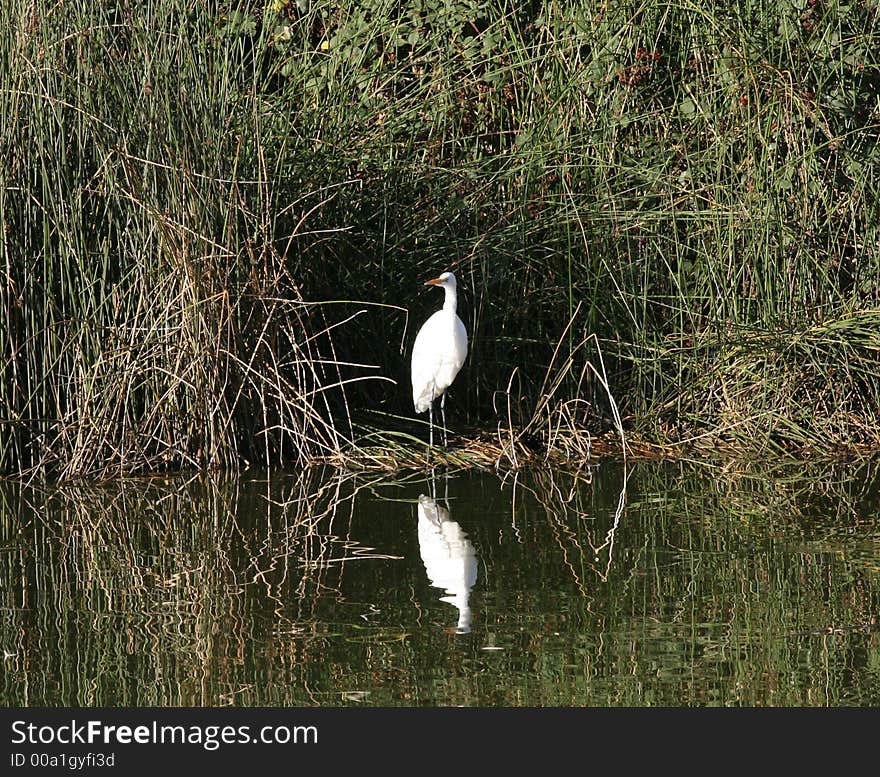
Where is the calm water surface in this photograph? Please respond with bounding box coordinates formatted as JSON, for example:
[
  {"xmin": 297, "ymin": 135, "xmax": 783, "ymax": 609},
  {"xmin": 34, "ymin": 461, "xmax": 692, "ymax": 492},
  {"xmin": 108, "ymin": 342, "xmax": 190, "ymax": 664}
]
[{"xmin": 2, "ymin": 460, "xmax": 879, "ymax": 706}]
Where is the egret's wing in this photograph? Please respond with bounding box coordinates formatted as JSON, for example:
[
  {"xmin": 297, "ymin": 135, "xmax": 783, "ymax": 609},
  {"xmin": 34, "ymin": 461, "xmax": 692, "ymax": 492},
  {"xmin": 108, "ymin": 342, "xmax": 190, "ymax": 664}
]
[{"xmin": 411, "ymin": 312, "xmax": 443, "ymax": 412}]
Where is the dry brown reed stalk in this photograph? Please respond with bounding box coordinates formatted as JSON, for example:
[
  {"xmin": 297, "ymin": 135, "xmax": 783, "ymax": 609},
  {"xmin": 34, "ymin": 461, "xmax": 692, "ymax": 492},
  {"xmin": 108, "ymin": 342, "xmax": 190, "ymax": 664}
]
[
  {"xmin": 490, "ymin": 305, "xmax": 627, "ymax": 469},
  {"xmin": 6, "ymin": 203, "xmax": 394, "ymax": 480}
]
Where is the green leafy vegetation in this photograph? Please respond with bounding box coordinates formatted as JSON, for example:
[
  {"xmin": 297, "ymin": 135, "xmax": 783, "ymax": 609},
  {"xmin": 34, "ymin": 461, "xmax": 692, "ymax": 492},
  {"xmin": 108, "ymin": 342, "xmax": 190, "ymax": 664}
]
[{"xmin": 2, "ymin": 0, "xmax": 879, "ymax": 477}]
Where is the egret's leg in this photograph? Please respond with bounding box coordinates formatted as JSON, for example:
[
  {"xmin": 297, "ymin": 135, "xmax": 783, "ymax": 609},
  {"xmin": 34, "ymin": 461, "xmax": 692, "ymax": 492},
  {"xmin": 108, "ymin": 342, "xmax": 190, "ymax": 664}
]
[
  {"xmin": 441, "ymin": 392, "xmax": 448, "ymax": 447},
  {"xmin": 428, "ymin": 403, "xmax": 434, "ymax": 456}
]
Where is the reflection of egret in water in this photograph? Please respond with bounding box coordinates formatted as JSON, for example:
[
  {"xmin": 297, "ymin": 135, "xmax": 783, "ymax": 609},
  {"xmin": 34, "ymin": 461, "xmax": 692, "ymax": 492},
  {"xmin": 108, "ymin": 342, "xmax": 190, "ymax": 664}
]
[{"xmin": 417, "ymin": 493, "xmax": 477, "ymax": 634}]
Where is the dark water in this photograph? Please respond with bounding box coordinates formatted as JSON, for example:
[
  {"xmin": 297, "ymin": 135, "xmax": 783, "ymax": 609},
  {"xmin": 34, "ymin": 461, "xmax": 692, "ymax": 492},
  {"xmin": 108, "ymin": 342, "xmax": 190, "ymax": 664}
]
[{"xmin": 2, "ymin": 459, "xmax": 879, "ymax": 707}]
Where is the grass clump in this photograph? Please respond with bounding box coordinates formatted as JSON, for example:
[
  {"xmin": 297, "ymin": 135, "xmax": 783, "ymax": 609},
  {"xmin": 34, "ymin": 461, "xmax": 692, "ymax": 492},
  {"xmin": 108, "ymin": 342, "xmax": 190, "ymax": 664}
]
[{"xmin": 1, "ymin": 0, "xmax": 389, "ymax": 477}]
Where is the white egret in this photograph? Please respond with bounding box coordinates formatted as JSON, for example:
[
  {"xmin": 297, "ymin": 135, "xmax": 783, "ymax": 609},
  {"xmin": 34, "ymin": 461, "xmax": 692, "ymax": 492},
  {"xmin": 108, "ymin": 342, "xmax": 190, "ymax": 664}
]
[{"xmin": 410, "ymin": 271, "xmax": 468, "ymax": 448}]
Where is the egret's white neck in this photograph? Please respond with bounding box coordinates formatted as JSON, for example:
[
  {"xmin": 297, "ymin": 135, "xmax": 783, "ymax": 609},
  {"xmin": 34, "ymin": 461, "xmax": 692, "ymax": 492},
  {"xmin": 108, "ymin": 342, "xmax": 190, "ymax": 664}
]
[{"xmin": 443, "ymin": 283, "xmax": 458, "ymax": 314}]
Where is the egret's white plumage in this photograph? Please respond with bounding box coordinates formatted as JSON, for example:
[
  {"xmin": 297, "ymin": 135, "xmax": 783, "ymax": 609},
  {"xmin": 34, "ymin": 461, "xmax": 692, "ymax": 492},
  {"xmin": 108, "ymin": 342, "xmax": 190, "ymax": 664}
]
[{"xmin": 410, "ymin": 271, "xmax": 468, "ymax": 447}]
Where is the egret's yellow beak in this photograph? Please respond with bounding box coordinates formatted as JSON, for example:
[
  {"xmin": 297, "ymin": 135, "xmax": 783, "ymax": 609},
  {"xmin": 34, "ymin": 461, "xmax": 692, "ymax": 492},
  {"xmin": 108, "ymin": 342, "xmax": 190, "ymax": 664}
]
[{"xmin": 424, "ymin": 277, "xmax": 443, "ymax": 286}]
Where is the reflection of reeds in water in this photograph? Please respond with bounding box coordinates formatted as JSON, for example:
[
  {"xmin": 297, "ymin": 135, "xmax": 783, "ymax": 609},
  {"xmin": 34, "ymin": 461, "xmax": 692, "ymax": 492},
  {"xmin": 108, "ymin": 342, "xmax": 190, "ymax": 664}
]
[
  {"xmin": 503, "ymin": 460, "xmax": 880, "ymax": 630},
  {"xmin": 485, "ymin": 461, "xmax": 880, "ymax": 705},
  {"xmin": 2, "ymin": 474, "xmax": 250, "ymax": 704},
  {"xmin": 2, "ymin": 462, "xmax": 880, "ymax": 706},
  {"xmin": 508, "ymin": 458, "xmax": 880, "ymax": 597},
  {"xmin": 0, "ymin": 468, "xmax": 405, "ymax": 705},
  {"xmin": 505, "ymin": 465, "xmax": 626, "ymax": 594}
]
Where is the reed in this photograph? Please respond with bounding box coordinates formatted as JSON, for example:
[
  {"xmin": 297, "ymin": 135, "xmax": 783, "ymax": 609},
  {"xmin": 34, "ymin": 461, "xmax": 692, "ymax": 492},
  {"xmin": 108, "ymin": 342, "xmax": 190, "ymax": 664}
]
[
  {"xmin": 2, "ymin": 1, "xmax": 879, "ymax": 477},
  {"xmin": 1, "ymin": 0, "xmax": 392, "ymax": 476}
]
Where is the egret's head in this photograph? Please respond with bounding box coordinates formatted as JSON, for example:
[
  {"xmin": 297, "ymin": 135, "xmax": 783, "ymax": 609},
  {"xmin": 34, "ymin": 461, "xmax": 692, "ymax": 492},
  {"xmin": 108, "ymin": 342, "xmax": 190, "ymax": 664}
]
[{"xmin": 425, "ymin": 271, "xmax": 456, "ymax": 289}]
